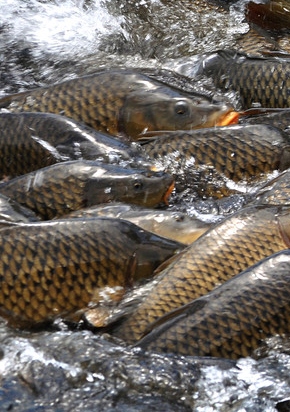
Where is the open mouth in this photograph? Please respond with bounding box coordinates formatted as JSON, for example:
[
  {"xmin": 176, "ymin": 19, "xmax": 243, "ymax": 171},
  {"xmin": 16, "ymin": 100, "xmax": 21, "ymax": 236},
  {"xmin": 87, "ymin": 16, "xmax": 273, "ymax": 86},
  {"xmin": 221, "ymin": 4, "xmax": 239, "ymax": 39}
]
[{"xmin": 215, "ymin": 110, "xmax": 240, "ymax": 126}]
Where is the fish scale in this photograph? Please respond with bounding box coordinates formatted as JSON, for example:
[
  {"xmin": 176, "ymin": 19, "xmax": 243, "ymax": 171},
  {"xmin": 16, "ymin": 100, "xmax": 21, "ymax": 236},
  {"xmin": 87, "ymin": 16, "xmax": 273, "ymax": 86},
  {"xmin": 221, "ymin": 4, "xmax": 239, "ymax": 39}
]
[
  {"xmin": 113, "ymin": 206, "xmax": 290, "ymax": 343},
  {"xmin": 0, "ymin": 160, "xmax": 174, "ymax": 219},
  {"xmin": 195, "ymin": 50, "xmax": 290, "ymax": 109},
  {"xmin": 143, "ymin": 124, "xmax": 290, "ymax": 198},
  {"xmin": 0, "ymin": 217, "xmax": 183, "ymax": 327},
  {"xmin": 0, "ymin": 70, "xmax": 236, "ymax": 140},
  {"xmin": 136, "ymin": 251, "xmax": 290, "ymax": 359}
]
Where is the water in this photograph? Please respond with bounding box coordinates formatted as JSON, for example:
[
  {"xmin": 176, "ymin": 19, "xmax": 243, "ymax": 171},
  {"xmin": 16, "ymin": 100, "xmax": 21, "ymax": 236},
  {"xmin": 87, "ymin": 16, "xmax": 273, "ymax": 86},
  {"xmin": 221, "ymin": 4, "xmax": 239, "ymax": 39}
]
[{"xmin": 1, "ymin": 0, "xmax": 290, "ymax": 410}]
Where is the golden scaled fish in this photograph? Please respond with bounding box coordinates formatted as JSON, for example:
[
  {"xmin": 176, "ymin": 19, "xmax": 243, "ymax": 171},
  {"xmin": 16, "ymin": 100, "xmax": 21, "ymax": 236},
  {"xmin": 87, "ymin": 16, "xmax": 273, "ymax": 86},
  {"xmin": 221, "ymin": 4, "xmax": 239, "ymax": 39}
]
[
  {"xmin": 111, "ymin": 205, "xmax": 290, "ymax": 343},
  {"xmin": 0, "ymin": 217, "xmax": 184, "ymax": 328},
  {"xmin": 0, "ymin": 160, "xmax": 175, "ymax": 220},
  {"xmin": 254, "ymin": 169, "xmax": 290, "ymax": 206},
  {"xmin": 194, "ymin": 49, "xmax": 290, "ymax": 109},
  {"xmin": 136, "ymin": 250, "xmax": 290, "ymax": 359},
  {"xmin": 142, "ymin": 124, "xmax": 290, "ymax": 199},
  {"xmin": 65, "ymin": 203, "xmax": 211, "ymax": 245},
  {"xmin": 0, "ymin": 112, "xmax": 149, "ymax": 178},
  {"xmin": 241, "ymin": 108, "xmax": 290, "ymax": 134},
  {"xmin": 0, "ymin": 69, "xmax": 238, "ymax": 140}
]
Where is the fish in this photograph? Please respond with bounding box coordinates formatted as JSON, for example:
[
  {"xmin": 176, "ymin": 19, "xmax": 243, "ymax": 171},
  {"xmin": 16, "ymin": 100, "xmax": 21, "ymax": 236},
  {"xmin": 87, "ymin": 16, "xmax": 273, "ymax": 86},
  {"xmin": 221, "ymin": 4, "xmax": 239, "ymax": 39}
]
[
  {"xmin": 194, "ymin": 49, "xmax": 290, "ymax": 109},
  {"xmin": 246, "ymin": 0, "xmax": 290, "ymax": 33},
  {"xmin": 0, "ymin": 69, "xmax": 238, "ymax": 140},
  {"xmin": 136, "ymin": 250, "xmax": 290, "ymax": 359},
  {"xmin": 142, "ymin": 124, "xmax": 290, "ymax": 199},
  {"xmin": 65, "ymin": 203, "xmax": 211, "ymax": 245},
  {"xmin": 0, "ymin": 194, "xmax": 39, "ymax": 225},
  {"xmin": 111, "ymin": 205, "xmax": 290, "ymax": 343},
  {"xmin": 254, "ymin": 169, "xmax": 290, "ymax": 206},
  {"xmin": 241, "ymin": 108, "xmax": 290, "ymax": 134},
  {"xmin": 0, "ymin": 160, "xmax": 174, "ymax": 220},
  {"xmin": 0, "ymin": 112, "xmax": 149, "ymax": 178},
  {"xmin": 0, "ymin": 217, "xmax": 184, "ymax": 328}
]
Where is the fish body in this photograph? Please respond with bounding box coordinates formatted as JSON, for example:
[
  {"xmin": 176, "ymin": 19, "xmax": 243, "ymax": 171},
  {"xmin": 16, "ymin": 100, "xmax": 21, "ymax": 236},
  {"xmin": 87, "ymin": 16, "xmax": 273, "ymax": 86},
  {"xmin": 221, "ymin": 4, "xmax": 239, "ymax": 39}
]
[
  {"xmin": 255, "ymin": 169, "xmax": 290, "ymax": 206},
  {"xmin": 0, "ymin": 69, "xmax": 236, "ymax": 140},
  {"xmin": 195, "ymin": 50, "xmax": 290, "ymax": 109},
  {"xmin": 0, "ymin": 160, "xmax": 174, "ymax": 220},
  {"xmin": 0, "ymin": 217, "xmax": 184, "ymax": 327},
  {"xmin": 137, "ymin": 250, "xmax": 290, "ymax": 359},
  {"xmin": 246, "ymin": 0, "xmax": 290, "ymax": 32},
  {"xmin": 112, "ymin": 205, "xmax": 290, "ymax": 343},
  {"xmin": 241, "ymin": 108, "xmax": 290, "ymax": 133},
  {"xmin": 143, "ymin": 124, "xmax": 290, "ymax": 199},
  {"xmin": 65, "ymin": 202, "xmax": 211, "ymax": 245},
  {"xmin": 0, "ymin": 112, "xmax": 148, "ymax": 177},
  {"xmin": 0, "ymin": 194, "xmax": 39, "ymax": 225}
]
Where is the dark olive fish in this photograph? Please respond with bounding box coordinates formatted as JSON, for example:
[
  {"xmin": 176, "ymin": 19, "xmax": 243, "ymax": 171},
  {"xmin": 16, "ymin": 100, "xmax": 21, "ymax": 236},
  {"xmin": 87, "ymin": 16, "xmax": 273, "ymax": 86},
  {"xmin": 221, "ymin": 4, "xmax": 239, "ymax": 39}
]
[
  {"xmin": 0, "ymin": 217, "xmax": 184, "ymax": 328},
  {"xmin": 0, "ymin": 160, "xmax": 174, "ymax": 220},
  {"xmin": 194, "ymin": 49, "xmax": 290, "ymax": 109},
  {"xmin": 246, "ymin": 0, "xmax": 290, "ymax": 33},
  {"xmin": 137, "ymin": 250, "xmax": 290, "ymax": 359},
  {"xmin": 0, "ymin": 70, "xmax": 237, "ymax": 140},
  {"xmin": 65, "ymin": 203, "xmax": 211, "ymax": 245},
  {"xmin": 112, "ymin": 205, "xmax": 290, "ymax": 343},
  {"xmin": 0, "ymin": 112, "xmax": 148, "ymax": 178},
  {"xmin": 241, "ymin": 108, "xmax": 290, "ymax": 134},
  {"xmin": 142, "ymin": 124, "xmax": 290, "ymax": 199}
]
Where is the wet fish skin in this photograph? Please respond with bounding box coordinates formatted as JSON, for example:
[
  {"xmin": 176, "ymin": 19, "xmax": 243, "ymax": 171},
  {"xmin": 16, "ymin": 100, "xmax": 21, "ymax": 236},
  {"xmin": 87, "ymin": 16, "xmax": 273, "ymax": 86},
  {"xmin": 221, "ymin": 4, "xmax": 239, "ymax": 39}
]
[
  {"xmin": 65, "ymin": 202, "xmax": 211, "ymax": 245},
  {"xmin": 254, "ymin": 169, "xmax": 290, "ymax": 207},
  {"xmin": 246, "ymin": 0, "xmax": 290, "ymax": 32},
  {"xmin": 0, "ymin": 193, "xmax": 39, "ymax": 225},
  {"xmin": 241, "ymin": 108, "xmax": 290, "ymax": 134},
  {"xmin": 0, "ymin": 69, "xmax": 235, "ymax": 140},
  {"xmin": 136, "ymin": 250, "xmax": 290, "ymax": 359},
  {"xmin": 0, "ymin": 217, "xmax": 184, "ymax": 327},
  {"xmin": 195, "ymin": 50, "xmax": 290, "ymax": 109},
  {"xmin": 143, "ymin": 124, "xmax": 290, "ymax": 199},
  {"xmin": 112, "ymin": 205, "xmax": 290, "ymax": 343},
  {"xmin": 0, "ymin": 160, "xmax": 174, "ymax": 220},
  {"xmin": 0, "ymin": 112, "xmax": 148, "ymax": 177}
]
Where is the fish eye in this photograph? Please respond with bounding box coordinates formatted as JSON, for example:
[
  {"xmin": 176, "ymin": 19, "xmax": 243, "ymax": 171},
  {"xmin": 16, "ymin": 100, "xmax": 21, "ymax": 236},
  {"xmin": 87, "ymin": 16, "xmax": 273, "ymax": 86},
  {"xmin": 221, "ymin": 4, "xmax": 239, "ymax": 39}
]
[
  {"xmin": 133, "ymin": 180, "xmax": 143, "ymax": 191},
  {"xmin": 174, "ymin": 100, "xmax": 190, "ymax": 116}
]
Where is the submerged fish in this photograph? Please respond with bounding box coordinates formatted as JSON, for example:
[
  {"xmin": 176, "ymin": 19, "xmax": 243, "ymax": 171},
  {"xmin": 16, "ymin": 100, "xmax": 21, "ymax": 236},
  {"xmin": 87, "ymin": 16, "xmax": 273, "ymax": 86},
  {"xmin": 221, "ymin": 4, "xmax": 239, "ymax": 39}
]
[
  {"xmin": 112, "ymin": 205, "xmax": 290, "ymax": 343},
  {"xmin": 142, "ymin": 124, "xmax": 290, "ymax": 199},
  {"xmin": 0, "ymin": 160, "xmax": 174, "ymax": 220},
  {"xmin": 65, "ymin": 203, "xmax": 211, "ymax": 245},
  {"xmin": 0, "ymin": 69, "xmax": 237, "ymax": 140},
  {"xmin": 0, "ymin": 217, "xmax": 184, "ymax": 328},
  {"xmin": 137, "ymin": 250, "xmax": 290, "ymax": 359},
  {"xmin": 194, "ymin": 50, "xmax": 290, "ymax": 109},
  {"xmin": 0, "ymin": 112, "xmax": 148, "ymax": 177}
]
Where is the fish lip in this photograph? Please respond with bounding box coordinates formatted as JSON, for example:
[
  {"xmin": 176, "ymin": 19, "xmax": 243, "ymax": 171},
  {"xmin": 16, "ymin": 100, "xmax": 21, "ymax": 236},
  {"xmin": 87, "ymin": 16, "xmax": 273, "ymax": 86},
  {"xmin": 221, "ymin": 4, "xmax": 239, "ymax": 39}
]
[
  {"xmin": 215, "ymin": 110, "xmax": 240, "ymax": 126},
  {"xmin": 162, "ymin": 181, "xmax": 175, "ymax": 205}
]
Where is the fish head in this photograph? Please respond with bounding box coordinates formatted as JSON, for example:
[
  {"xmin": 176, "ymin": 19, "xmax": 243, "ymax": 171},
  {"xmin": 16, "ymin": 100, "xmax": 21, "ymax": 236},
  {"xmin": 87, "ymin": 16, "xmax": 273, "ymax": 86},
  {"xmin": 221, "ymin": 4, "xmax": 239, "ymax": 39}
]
[
  {"xmin": 121, "ymin": 90, "xmax": 238, "ymax": 140},
  {"xmin": 85, "ymin": 165, "xmax": 175, "ymax": 208}
]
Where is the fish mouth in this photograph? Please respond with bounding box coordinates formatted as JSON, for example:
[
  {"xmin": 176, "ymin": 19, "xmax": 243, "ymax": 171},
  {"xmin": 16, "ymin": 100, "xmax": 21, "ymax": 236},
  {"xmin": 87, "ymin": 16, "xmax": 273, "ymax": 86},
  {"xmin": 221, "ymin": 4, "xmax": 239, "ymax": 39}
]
[
  {"xmin": 215, "ymin": 110, "xmax": 240, "ymax": 126},
  {"xmin": 162, "ymin": 181, "xmax": 175, "ymax": 205}
]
